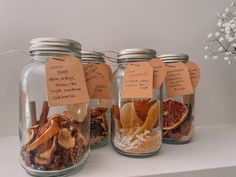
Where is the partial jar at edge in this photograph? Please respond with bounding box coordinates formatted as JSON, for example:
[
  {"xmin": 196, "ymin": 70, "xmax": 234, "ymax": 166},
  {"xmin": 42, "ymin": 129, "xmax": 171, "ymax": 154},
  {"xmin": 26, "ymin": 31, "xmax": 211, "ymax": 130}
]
[
  {"xmin": 81, "ymin": 51, "xmax": 111, "ymax": 148},
  {"xmin": 159, "ymin": 54, "xmax": 195, "ymax": 144},
  {"xmin": 19, "ymin": 38, "xmax": 90, "ymax": 176},
  {"xmin": 111, "ymin": 48, "xmax": 163, "ymax": 157}
]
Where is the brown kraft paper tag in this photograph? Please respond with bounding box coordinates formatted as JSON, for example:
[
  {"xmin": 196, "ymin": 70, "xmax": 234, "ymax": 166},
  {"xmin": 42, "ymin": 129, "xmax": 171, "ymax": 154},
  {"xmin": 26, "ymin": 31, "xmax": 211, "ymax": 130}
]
[
  {"xmin": 121, "ymin": 62, "xmax": 153, "ymax": 98},
  {"xmin": 165, "ymin": 62, "xmax": 193, "ymax": 97},
  {"xmin": 185, "ymin": 61, "xmax": 201, "ymax": 88},
  {"xmin": 45, "ymin": 56, "xmax": 89, "ymax": 106},
  {"xmin": 84, "ymin": 63, "xmax": 111, "ymax": 99},
  {"xmin": 149, "ymin": 59, "xmax": 167, "ymax": 88},
  {"xmin": 103, "ymin": 64, "xmax": 113, "ymax": 81}
]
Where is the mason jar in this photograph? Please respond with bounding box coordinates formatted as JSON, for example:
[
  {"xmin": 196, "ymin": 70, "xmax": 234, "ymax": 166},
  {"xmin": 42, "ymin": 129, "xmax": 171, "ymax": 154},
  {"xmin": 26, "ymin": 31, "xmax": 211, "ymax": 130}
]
[
  {"xmin": 159, "ymin": 54, "xmax": 195, "ymax": 144},
  {"xmin": 19, "ymin": 38, "xmax": 90, "ymax": 176},
  {"xmin": 111, "ymin": 48, "xmax": 163, "ymax": 157},
  {"xmin": 81, "ymin": 51, "xmax": 111, "ymax": 148}
]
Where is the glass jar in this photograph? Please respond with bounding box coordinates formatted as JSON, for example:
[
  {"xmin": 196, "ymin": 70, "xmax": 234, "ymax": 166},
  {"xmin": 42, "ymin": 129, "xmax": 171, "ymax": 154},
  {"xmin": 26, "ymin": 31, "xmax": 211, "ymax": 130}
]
[
  {"xmin": 19, "ymin": 38, "xmax": 90, "ymax": 176},
  {"xmin": 159, "ymin": 54, "xmax": 195, "ymax": 144},
  {"xmin": 81, "ymin": 51, "xmax": 111, "ymax": 148},
  {"xmin": 111, "ymin": 48, "xmax": 163, "ymax": 157}
]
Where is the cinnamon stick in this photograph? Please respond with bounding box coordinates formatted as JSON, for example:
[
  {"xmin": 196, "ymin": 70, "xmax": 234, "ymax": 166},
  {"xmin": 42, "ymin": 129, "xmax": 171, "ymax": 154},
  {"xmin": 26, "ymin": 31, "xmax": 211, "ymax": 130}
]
[
  {"xmin": 29, "ymin": 101, "xmax": 37, "ymax": 126},
  {"xmin": 39, "ymin": 101, "xmax": 49, "ymax": 127}
]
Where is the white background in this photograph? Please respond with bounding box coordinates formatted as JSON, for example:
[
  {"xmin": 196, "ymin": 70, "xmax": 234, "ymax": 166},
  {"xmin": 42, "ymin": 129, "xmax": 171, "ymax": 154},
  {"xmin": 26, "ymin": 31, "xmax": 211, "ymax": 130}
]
[{"xmin": 0, "ymin": 0, "xmax": 235, "ymax": 137}]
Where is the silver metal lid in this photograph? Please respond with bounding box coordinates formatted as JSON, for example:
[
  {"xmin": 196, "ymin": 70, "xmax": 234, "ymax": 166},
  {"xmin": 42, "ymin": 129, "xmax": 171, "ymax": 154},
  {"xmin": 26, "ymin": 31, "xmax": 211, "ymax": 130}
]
[
  {"xmin": 81, "ymin": 51, "xmax": 105, "ymax": 63},
  {"xmin": 118, "ymin": 48, "xmax": 156, "ymax": 62},
  {"xmin": 158, "ymin": 54, "xmax": 189, "ymax": 63},
  {"xmin": 29, "ymin": 37, "xmax": 81, "ymax": 54}
]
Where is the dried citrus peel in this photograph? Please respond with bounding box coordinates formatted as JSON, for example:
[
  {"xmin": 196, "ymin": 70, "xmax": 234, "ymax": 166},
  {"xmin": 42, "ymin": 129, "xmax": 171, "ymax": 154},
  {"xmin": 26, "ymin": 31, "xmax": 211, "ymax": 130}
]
[
  {"xmin": 35, "ymin": 135, "xmax": 57, "ymax": 165},
  {"xmin": 112, "ymin": 105, "xmax": 122, "ymax": 129},
  {"xmin": 120, "ymin": 102, "xmax": 143, "ymax": 129},
  {"xmin": 26, "ymin": 119, "xmax": 60, "ymax": 152},
  {"xmin": 133, "ymin": 99, "xmax": 156, "ymax": 122},
  {"xmin": 131, "ymin": 101, "xmax": 159, "ymax": 140}
]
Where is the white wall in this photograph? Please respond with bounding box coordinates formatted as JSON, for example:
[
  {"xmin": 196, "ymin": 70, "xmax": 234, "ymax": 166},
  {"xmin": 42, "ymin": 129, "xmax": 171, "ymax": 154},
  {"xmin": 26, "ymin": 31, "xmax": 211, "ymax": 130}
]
[{"xmin": 0, "ymin": 0, "xmax": 235, "ymax": 137}]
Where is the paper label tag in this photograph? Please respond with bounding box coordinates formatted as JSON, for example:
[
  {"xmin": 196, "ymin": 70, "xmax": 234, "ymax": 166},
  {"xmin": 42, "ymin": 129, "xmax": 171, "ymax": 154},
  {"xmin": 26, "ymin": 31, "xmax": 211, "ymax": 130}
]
[
  {"xmin": 185, "ymin": 61, "xmax": 201, "ymax": 88},
  {"xmin": 84, "ymin": 63, "xmax": 111, "ymax": 99},
  {"xmin": 121, "ymin": 62, "xmax": 153, "ymax": 98},
  {"xmin": 103, "ymin": 64, "xmax": 113, "ymax": 81},
  {"xmin": 45, "ymin": 56, "xmax": 89, "ymax": 106},
  {"xmin": 165, "ymin": 62, "xmax": 193, "ymax": 97},
  {"xmin": 149, "ymin": 59, "xmax": 167, "ymax": 88}
]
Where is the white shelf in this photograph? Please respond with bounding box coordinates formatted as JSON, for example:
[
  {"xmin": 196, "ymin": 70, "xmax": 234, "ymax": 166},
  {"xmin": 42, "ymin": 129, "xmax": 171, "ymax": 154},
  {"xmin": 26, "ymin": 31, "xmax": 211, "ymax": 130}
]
[{"xmin": 1, "ymin": 125, "xmax": 236, "ymax": 177}]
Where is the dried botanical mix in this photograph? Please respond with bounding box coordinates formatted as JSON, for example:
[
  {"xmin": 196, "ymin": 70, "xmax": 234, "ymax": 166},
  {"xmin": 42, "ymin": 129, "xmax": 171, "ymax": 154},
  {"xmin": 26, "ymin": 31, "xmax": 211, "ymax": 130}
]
[
  {"xmin": 89, "ymin": 107, "xmax": 109, "ymax": 147},
  {"xmin": 21, "ymin": 101, "xmax": 89, "ymax": 171},
  {"xmin": 112, "ymin": 99, "xmax": 161, "ymax": 154},
  {"xmin": 162, "ymin": 97, "xmax": 194, "ymax": 143}
]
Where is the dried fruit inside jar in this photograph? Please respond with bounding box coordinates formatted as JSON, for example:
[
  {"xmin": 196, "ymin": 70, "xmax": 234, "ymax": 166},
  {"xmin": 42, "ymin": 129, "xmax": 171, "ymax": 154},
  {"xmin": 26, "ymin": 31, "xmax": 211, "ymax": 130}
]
[
  {"xmin": 162, "ymin": 96, "xmax": 194, "ymax": 143},
  {"xmin": 111, "ymin": 99, "xmax": 162, "ymax": 154},
  {"xmin": 21, "ymin": 102, "xmax": 89, "ymax": 171},
  {"xmin": 89, "ymin": 106, "xmax": 109, "ymax": 147}
]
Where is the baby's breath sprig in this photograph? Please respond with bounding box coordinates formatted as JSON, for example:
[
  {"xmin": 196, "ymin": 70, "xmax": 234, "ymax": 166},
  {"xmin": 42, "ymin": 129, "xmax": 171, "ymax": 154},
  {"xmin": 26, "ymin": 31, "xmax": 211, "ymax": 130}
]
[{"xmin": 205, "ymin": 1, "xmax": 236, "ymax": 64}]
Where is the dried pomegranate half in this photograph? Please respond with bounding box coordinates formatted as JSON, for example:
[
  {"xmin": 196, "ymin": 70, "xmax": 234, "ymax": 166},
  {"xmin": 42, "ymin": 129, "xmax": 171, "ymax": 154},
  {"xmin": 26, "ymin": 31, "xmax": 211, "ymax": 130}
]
[{"xmin": 163, "ymin": 99, "xmax": 188, "ymax": 130}]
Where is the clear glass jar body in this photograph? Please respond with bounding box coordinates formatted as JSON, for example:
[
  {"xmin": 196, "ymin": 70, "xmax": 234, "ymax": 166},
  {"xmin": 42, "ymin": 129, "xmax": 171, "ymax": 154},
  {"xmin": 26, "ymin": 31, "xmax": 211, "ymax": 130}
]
[
  {"xmin": 162, "ymin": 78, "xmax": 195, "ymax": 144},
  {"xmin": 111, "ymin": 62, "xmax": 163, "ymax": 157},
  {"xmin": 82, "ymin": 61, "xmax": 111, "ymax": 148},
  {"xmin": 19, "ymin": 52, "xmax": 90, "ymax": 176}
]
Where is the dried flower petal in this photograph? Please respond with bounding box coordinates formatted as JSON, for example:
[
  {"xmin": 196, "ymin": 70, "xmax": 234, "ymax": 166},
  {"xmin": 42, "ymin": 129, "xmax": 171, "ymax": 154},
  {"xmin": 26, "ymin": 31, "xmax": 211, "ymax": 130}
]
[
  {"xmin": 224, "ymin": 56, "xmax": 230, "ymax": 61},
  {"xmin": 207, "ymin": 33, "xmax": 213, "ymax": 38},
  {"xmin": 231, "ymin": 2, "xmax": 235, "ymax": 7},
  {"xmin": 213, "ymin": 56, "xmax": 218, "ymax": 60},
  {"xmin": 204, "ymin": 55, "xmax": 209, "ymax": 59}
]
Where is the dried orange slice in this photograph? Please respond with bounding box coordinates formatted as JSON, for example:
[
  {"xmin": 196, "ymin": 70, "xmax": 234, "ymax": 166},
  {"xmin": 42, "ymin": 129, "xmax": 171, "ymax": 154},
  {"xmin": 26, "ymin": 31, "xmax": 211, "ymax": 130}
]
[
  {"xmin": 26, "ymin": 119, "xmax": 60, "ymax": 152},
  {"xmin": 120, "ymin": 102, "xmax": 143, "ymax": 129},
  {"xmin": 163, "ymin": 99, "xmax": 188, "ymax": 130}
]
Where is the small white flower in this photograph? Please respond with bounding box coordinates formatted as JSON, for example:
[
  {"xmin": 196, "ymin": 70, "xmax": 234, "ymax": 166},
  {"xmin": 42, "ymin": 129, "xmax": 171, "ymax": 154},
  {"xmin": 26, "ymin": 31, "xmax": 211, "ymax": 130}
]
[
  {"xmin": 228, "ymin": 60, "xmax": 232, "ymax": 64},
  {"xmin": 219, "ymin": 37, "xmax": 224, "ymax": 42},
  {"xmin": 207, "ymin": 33, "xmax": 213, "ymax": 38},
  {"xmin": 222, "ymin": 13, "xmax": 227, "ymax": 18},
  {"xmin": 204, "ymin": 46, "xmax": 209, "ymax": 50},
  {"xmin": 204, "ymin": 55, "xmax": 209, "ymax": 59},
  {"xmin": 225, "ymin": 8, "xmax": 229, "ymax": 14},
  {"xmin": 218, "ymin": 47, "xmax": 224, "ymax": 52},
  {"xmin": 228, "ymin": 37, "xmax": 234, "ymax": 42},
  {"xmin": 230, "ymin": 19, "xmax": 234, "ymax": 23},
  {"xmin": 212, "ymin": 56, "xmax": 218, "ymax": 60},
  {"xmin": 231, "ymin": 2, "xmax": 235, "ymax": 7},
  {"xmin": 217, "ymin": 21, "xmax": 222, "ymax": 27},
  {"xmin": 225, "ymin": 23, "xmax": 230, "ymax": 28},
  {"xmin": 225, "ymin": 8, "xmax": 230, "ymax": 13},
  {"xmin": 215, "ymin": 32, "xmax": 220, "ymax": 37},
  {"xmin": 225, "ymin": 52, "xmax": 232, "ymax": 55},
  {"xmin": 225, "ymin": 27, "xmax": 231, "ymax": 33},
  {"xmin": 224, "ymin": 56, "xmax": 230, "ymax": 61},
  {"xmin": 231, "ymin": 24, "xmax": 236, "ymax": 29}
]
